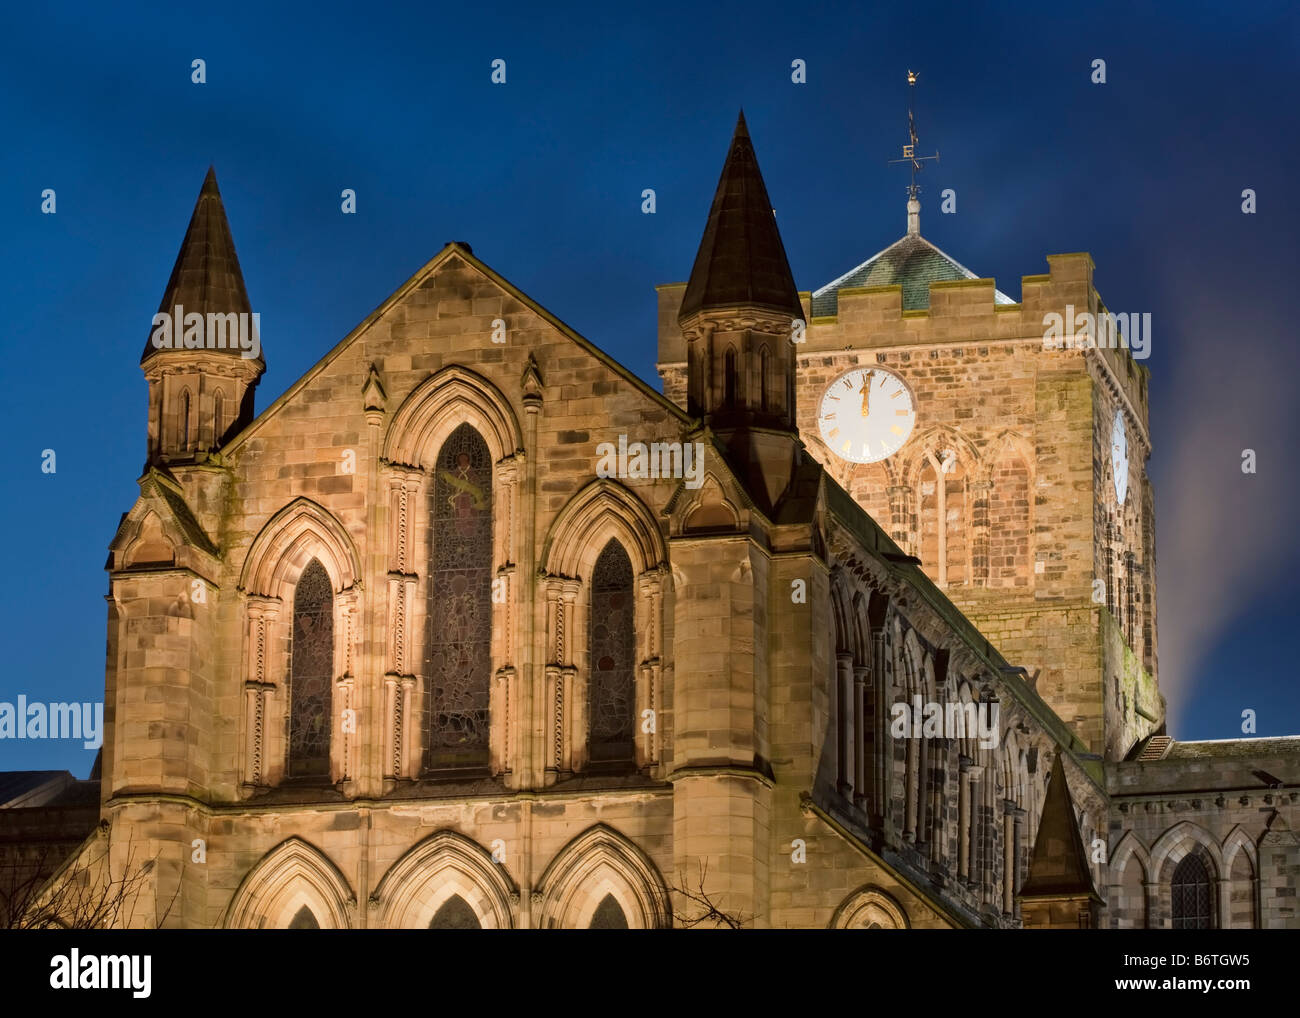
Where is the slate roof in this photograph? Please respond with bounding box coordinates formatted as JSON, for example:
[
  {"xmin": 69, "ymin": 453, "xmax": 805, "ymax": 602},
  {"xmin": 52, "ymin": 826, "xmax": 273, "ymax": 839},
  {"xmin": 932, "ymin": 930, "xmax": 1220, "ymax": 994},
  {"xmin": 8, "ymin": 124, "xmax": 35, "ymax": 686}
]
[
  {"xmin": 0, "ymin": 771, "xmax": 73, "ymax": 808},
  {"xmin": 141, "ymin": 166, "xmax": 258, "ymax": 363},
  {"xmin": 679, "ymin": 112, "xmax": 803, "ymax": 322},
  {"xmin": 1164, "ymin": 737, "xmax": 1300, "ymax": 760},
  {"xmin": 811, "ymin": 231, "xmax": 1015, "ymax": 316}
]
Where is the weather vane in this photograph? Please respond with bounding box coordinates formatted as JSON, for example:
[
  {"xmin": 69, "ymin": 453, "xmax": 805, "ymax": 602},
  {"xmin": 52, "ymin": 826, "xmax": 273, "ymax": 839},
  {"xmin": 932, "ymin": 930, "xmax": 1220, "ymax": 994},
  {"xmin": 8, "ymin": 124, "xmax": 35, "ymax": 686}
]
[{"xmin": 888, "ymin": 70, "xmax": 939, "ymax": 201}]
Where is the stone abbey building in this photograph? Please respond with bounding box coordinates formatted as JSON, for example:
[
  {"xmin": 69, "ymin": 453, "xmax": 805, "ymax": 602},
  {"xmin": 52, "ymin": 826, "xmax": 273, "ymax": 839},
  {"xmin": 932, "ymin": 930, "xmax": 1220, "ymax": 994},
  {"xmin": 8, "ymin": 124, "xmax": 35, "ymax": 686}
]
[{"xmin": 3, "ymin": 114, "xmax": 1296, "ymax": 929}]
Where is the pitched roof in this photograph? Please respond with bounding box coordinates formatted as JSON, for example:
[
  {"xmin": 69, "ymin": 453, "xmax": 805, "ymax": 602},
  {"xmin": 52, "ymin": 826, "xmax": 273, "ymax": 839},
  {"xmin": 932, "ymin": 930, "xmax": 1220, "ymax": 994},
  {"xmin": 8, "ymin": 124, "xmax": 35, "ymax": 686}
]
[
  {"xmin": 679, "ymin": 112, "xmax": 802, "ymax": 322},
  {"xmin": 0, "ymin": 771, "xmax": 73, "ymax": 808},
  {"xmin": 141, "ymin": 166, "xmax": 257, "ymax": 363},
  {"xmin": 811, "ymin": 232, "xmax": 1015, "ymax": 316},
  {"xmin": 1019, "ymin": 755, "xmax": 1099, "ymax": 900}
]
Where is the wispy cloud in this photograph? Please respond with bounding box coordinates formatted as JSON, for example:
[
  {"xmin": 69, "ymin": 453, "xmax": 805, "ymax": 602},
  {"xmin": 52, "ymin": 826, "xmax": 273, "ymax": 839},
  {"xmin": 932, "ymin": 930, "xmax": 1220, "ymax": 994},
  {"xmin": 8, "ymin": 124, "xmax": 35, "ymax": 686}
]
[{"xmin": 1152, "ymin": 295, "xmax": 1297, "ymax": 730}]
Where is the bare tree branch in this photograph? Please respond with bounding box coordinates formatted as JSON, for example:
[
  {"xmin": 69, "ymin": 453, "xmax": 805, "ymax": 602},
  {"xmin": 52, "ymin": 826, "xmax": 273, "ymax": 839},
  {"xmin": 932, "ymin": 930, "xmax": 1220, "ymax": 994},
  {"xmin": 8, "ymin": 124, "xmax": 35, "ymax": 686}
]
[{"xmin": 668, "ymin": 858, "xmax": 755, "ymax": 929}]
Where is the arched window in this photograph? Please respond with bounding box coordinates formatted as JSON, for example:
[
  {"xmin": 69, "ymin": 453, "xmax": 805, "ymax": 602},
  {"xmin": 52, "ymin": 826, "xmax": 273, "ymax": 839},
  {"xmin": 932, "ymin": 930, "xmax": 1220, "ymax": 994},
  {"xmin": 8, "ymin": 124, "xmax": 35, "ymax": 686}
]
[
  {"xmin": 724, "ymin": 348, "xmax": 737, "ymax": 407},
  {"xmin": 588, "ymin": 540, "xmax": 635, "ymax": 768},
  {"xmin": 1171, "ymin": 854, "xmax": 1213, "ymax": 929},
  {"xmin": 759, "ymin": 346, "xmax": 771, "ymax": 412},
  {"xmin": 589, "ymin": 894, "xmax": 629, "ymax": 929},
  {"xmin": 213, "ymin": 389, "xmax": 225, "ymax": 442},
  {"xmin": 180, "ymin": 389, "xmax": 191, "ymax": 450},
  {"xmin": 919, "ymin": 448, "xmax": 968, "ymax": 587},
  {"xmin": 289, "ymin": 558, "xmax": 333, "ymax": 778},
  {"xmin": 288, "ymin": 906, "xmax": 320, "ymax": 929},
  {"xmin": 426, "ymin": 423, "xmax": 493, "ymax": 773},
  {"xmin": 428, "ymin": 895, "xmax": 482, "ymax": 929}
]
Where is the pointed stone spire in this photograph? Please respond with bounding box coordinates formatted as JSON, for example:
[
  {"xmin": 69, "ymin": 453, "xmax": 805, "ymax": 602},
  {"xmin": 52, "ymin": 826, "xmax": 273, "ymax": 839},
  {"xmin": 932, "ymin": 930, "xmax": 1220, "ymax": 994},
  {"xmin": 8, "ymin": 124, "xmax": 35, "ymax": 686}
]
[
  {"xmin": 1018, "ymin": 754, "xmax": 1101, "ymax": 927},
  {"xmin": 140, "ymin": 167, "xmax": 264, "ymax": 465},
  {"xmin": 679, "ymin": 111, "xmax": 802, "ymax": 322},
  {"xmin": 141, "ymin": 166, "xmax": 257, "ymax": 363},
  {"xmin": 1021, "ymin": 755, "xmax": 1096, "ymax": 898},
  {"xmin": 676, "ymin": 113, "xmax": 804, "ymax": 513}
]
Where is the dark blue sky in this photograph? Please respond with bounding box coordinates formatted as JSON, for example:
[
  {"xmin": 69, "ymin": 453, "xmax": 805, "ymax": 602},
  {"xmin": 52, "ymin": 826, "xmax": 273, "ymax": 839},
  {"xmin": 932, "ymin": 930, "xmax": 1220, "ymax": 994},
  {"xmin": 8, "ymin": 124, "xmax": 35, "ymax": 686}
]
[{"xmin": 2, "ymin": 1, "xmax": 1297, "ymax": 775}]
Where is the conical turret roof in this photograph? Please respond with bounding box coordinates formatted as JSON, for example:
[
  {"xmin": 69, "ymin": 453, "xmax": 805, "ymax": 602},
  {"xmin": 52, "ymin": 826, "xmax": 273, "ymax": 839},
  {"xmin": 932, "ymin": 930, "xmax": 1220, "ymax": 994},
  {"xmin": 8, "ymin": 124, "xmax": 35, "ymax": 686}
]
[
  {"xmin": 679, "ymin": 112, "xmax": 802, "ymax": 322},
  {"xmin": 142, "ymin": 167, "xmax": 257, "ymax": 363}
]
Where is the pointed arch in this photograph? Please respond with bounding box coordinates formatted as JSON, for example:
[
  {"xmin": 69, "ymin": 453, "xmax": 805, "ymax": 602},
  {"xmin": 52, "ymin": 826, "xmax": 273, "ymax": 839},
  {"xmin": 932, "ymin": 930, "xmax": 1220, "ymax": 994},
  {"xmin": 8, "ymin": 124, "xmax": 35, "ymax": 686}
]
[
  {"xmin": 723, "ymin": 346, "xmax": 738, "ymax": 406},
  {"xmin": 1151, "ymin": 821, "xmax": 1224, "ymax": 882},
  {"xmin": 239, "ymin": 499, "xmax": 361, "ymax": 789},
  {"xmin": 288, "ymin": 558, "xmax": 334, "ymax": 778},
  {"xmin": 383, "ymin": 364, "xmax": 522, "ymax": 469},
  {"xmin": 223, "ymin": 837, "xmax": 355, "ymax": 929},
  {"xmin": 541, "ymin": 478, "xmax": 665, "ymax": 579},
  {"xmin": 587, "ymin": 538, "xmax": 636, "ymax": 767},
  {"xmin": 180, "ymin": 388, "xmax": 192, "ymax": 450},
  {"xmin": 1222, "ymin": 826, "xmax": 1257, "ymax": 928},
  {"xmin": 1110, "ymin": 830, "xmax": 1151, "ymax": 879},
  {"xmin": 681, "ymin": 473, "xmax": 740, "ymax": 533},
  {"xmin": 371, "ymin": 830, "xmax": 517, "ymax": 929},
  {"xmin": 899, "ymin": 425, "xmax": 982, "ymax": 492},
  {"xmin": 123, "ymin": 511, "xmax": 176, "ymax": 568},
  {"xmin": 213, "ymin": 388, "xmax": 226, "ymax": 441},
  {"xmin": 534, "ymin": 824, "xmax": 670, "ymax": 929},
  {"xmin": 1109, "ymin": 831, "xmax": 1151, "ymax": 928},
  {"xmin": 424, "ymin": 421, "xmax": 494, "ymax": 773},
  {"xmin": 1221, "ymin": 825, "xmax": 1257, "ymax": 876},
  {"xmin": 830, "ymin": 885, "xmax": 910, "ymax": 928},
  {"xmin": 902, "ymin": 426, "xmax": 980, "ymax": 587},
  {"xmin": 240, "ymin": 497, "xmax": 362, "ymax": 598},
  {"xmin": 428, "ymin": 895, "xmax": 483, "ymax": 929}
]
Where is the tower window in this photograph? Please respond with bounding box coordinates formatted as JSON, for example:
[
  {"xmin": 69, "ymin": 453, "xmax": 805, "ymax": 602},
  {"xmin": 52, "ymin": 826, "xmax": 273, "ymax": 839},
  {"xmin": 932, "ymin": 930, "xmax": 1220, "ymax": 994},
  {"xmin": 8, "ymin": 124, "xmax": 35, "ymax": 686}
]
[
  {"xmin": 213, "ymin": 389, "xmax": 225, "ymax": 442},
  {"xmin": 724, "ymin": 348, "xmax": 737, "ymax": 407},
  {"xmin": 759, "ymin": 346, "xmax": 771, "ymax": 412},
  {"xmin": 180, "ymin": 389, "xmax": 191, "ymax": 450}
]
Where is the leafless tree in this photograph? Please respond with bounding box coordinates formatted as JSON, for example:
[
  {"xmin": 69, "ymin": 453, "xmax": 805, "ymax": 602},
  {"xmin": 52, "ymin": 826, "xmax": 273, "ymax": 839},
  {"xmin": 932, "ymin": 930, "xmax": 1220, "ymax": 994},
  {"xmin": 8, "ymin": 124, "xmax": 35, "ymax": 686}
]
[
  {"xmin": 1, "ymin": 822, "xmax": 176, "ymax": 929},
  {"xmin": 668, "ymin": 858, "xmax": 755, "ymax": 929}
]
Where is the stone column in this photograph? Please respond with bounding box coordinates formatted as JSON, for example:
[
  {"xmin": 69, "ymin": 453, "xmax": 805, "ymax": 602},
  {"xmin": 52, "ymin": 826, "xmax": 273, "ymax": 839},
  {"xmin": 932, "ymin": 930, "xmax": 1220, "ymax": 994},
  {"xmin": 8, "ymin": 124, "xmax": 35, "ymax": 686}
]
[
  {"xmin": 853, "ymin": 665, "xmax": 869, "ymax": 810},
  {"xmin": 836, "ymin": 653, "xmax": 854, "ymax": 798},
  {"xmin": 958, "ymin": 756, "xmax": 973, "ymax": 879}
]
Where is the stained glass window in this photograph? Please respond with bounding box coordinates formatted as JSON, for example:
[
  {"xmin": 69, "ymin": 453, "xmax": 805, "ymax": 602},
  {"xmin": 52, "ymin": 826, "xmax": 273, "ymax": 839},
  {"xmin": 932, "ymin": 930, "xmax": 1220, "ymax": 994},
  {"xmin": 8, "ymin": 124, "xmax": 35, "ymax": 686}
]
[
  {"xmin": 1171, "ymin": 854, "xmax": 1212, "ymax": 929},
  {"xmin": 589, "ymin": 893, "xmax": 629, "ymax": 929},
  {"xmin": 588, "ymin": 539, "xmax": 635, "ymax": 767},
  {"xmin": 429, "ymin": 895, "xmax": 481, "ymax": 929},
  {"xmin": 425, "ymin": 423, "xmax": 493, "ymax": 773},
  {"xmin": 289, "ymin": 558, "xmax": 333, "ymax": 778}
]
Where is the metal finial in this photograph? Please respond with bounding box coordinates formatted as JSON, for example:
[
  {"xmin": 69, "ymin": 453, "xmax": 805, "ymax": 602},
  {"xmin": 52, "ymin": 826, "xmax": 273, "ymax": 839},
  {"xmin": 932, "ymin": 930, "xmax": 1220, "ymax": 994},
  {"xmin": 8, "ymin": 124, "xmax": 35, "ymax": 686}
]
[{"xmin": 888, "ymin": 70, "xmax": 940, "ymax": 232}]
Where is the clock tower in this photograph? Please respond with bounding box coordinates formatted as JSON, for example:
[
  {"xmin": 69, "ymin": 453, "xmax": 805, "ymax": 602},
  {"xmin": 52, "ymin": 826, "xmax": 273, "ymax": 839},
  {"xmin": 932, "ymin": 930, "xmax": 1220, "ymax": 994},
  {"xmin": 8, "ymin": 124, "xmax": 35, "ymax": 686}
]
[
  {"xmin": 788, "ymin": 191, "xmax": 1160, "ymax": 759},
  {"xmin": 658, "ymin": 103, "xmax": 1161, "ymax": 761}
]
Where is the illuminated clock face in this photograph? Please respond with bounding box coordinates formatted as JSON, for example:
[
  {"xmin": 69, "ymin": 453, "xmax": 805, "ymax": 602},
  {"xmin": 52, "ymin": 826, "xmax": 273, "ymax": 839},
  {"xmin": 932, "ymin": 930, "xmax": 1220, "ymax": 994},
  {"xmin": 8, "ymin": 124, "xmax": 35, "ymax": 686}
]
[
  {"xmin": 1111, "ymin": 408, "xmax": 1129, "ymax": 506},
  {"xmin": 818, "ymin": 367, "xmax": 917, "ymax": 464}
]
